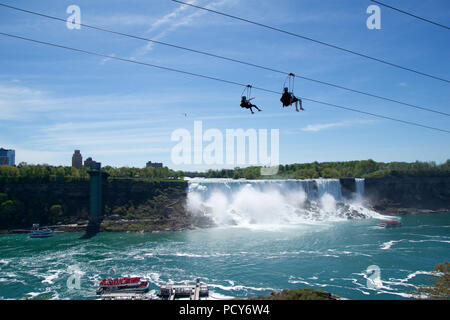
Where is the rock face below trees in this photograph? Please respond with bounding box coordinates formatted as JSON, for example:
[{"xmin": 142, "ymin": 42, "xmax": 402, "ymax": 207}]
[
  {"xmin": 0, "ymin": 178, "xmax": 212, "ymax": 232},
  {"xmin": 363, "ymin": 176, "xmax": 450, "ymax": 214}
]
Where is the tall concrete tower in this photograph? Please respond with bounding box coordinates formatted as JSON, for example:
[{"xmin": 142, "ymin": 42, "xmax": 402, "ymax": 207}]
[{"xmin": 72, "ymin": 150, "xmax": 82, "ymax": 169}]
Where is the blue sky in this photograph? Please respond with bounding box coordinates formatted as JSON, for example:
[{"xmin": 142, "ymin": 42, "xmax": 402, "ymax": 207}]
[{"xmin": 0, "ymin": 0, "xmax": 449, "ymax": 171}]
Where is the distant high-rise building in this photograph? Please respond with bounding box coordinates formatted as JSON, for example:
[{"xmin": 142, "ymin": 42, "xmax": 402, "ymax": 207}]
[
  {"xmin": 72, "ymin": 150, "xmax": 82, "ymax": 169},
  {"xmin": 0, "ymin": 148, "xmax": 15, "ymax": 166},
  {"xmin": 84, "ymin": 157, "xmax": 95, "ymax": 168},
  {"xmin": 146, "ymin": 161, "xmax": 163, "ymax": 168}
]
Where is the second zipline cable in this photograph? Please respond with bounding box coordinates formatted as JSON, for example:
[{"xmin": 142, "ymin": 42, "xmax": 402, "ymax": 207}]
[
  {"xmin": 0, "ymin": 31, "xmax": 448, "ymax": 134},
  {"xmin": 0, "ymin": 2, "xmax": 448, "ymax": 117},
  {"xmin": 171, "ymin": 0, "xmax": 450, "ymax": 84}
]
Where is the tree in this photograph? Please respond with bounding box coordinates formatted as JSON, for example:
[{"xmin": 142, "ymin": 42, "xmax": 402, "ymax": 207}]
[
  {"xmin": 321, "ymin": 168, "xmax": 340, "ymax": 178},
  {"xmin": 0, "ymin": 200, "xmax": 13, "ymax": 227},
  {"xmin": 0, "ymin": 193, "xmax": 8, "ymax": 204},
  {"xmin": 0, "ymin": 200, "xmax": 24, "ymax": 227},
  {"xmin": 49, "ymin": 205, "xmax": 63, "ymax": 218},
  {"xmin": 415, "ymin": 261, "xmax": 449, "ymax": 299}
]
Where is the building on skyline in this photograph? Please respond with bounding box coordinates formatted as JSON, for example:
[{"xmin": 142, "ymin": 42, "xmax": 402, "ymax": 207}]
[
  {"xmin": 0, "ymin": 148, "xmax": 15, "ymax": 166},
  {"xmin": 84, "ymin": 157, "xmax": 95, "ymax": 168},
  {"xmin": 72, "ymin": 150, "xmax": 83, "ymax": 169},
  {"xmin": 146, "ymin": 161, "xmax": 163, "ymax": 168}
]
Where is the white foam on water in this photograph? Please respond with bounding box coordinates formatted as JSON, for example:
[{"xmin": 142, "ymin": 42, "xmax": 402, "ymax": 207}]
[
  {"xmin": 26, "ymin": 292, "xmax": 42, "ymax": 299},
  {"xmin": 173, "ymin": 252, "xmax": 210, "ymax": 258},
  {"xmin": 401, "ymin": 270, "xmax": 437, "ymax": 282},
  {"xmin": 208, "ymin": 291, "xmax": 236, "ymax": 300},
  {"xmin": 380, "ymin": 240, "xmax": 398, "ymax": 250},
  {"xmin": 408, "ymin": 239, "xmax": 450, "ymax": 244},
  {"xmin": 208, "ymin": 282, "xmax": 275, "ymax": 293},
  {"xmin": 143, "ymin": 272, "xmax": 162, "ymax": 286},
  {"xmin": 0, "ymin": 259, "xmax": 10, "ymax": 266},
  {"xmin": 41, "ymin": 270, "xmax": 63, "ymax": 285}
]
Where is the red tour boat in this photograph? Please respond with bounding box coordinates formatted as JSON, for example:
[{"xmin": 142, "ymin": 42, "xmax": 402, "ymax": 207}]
[
  {"xmin": 97, "ymin": 276, "xmax": 150, "ymax": 295},
  {"xmin": 380, "ymin": 220, "xmax": 403, "ymax": 228}
]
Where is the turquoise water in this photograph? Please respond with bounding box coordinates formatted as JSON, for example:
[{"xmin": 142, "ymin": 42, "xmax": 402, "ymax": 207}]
[{"xmin": 0, "ymin": 212, "xmax": 449, "ymax": 300}]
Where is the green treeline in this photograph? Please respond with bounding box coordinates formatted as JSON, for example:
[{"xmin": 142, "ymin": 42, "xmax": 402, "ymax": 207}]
[
  {"xmin": 0, "ymin": 163, "xmax": 183, "ymax": 182},
  {"xmin": 1, "ymin": 159, "xmax": 449, "ymax": 181},
  {"xmin": 183, "ymin": 159, "xmax": 450, "ymax": 179},
  {"xmin": 102, "ymin": 165, "xmax": 183, "ymax": 180}
]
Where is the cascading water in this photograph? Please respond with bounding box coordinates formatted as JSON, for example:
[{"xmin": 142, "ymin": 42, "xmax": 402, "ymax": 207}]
[
  {"xmin": 355, "ymin": 178, "xmax": 365, "ymax": 198},
  {"xmin": 186, "ymin": 178, "xmax": 384, "ymax": 228}
]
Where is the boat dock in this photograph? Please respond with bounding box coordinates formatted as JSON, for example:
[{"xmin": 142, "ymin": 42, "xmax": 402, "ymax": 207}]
[
  {"xmin": 98, "ymin": 278, "xmax": 208, "ymax": 300},
  {"xmin": 158, "ymin": 278, "xmax": 209, "ymax": 300}
]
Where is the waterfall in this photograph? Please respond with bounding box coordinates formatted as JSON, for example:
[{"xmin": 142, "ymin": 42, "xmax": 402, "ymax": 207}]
[
  {"xmin": 355, "ymin": 178, "xmax": 365, "ymax": 198},
  {"xmin": 186, "ymin": 178, "xmax": 382, "ymax": 227},
  {"xmin": 316, "ymin": 179, "xmax": 343, "ymax": 201}
]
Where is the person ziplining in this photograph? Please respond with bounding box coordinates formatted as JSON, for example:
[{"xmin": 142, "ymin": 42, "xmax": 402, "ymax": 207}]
[
  {"xmin": 241, "ymin": 96, "xmax": 262, "ymax": 114},
  {"xmin": 240, "ymin": 85, "xmax": 262, "ymax": 114},
  {"xmin": 280, "ymin": 87, "xmax": 304, "ymax": 112},
  {"xmin": 280, "ymin": 73, "xmax": 304, "ymax": 112}
]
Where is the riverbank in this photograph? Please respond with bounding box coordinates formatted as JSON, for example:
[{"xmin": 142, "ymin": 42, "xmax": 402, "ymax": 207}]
[{"xmin": 2, "ymin": 214, "xmax": 214, "ymax": 234}]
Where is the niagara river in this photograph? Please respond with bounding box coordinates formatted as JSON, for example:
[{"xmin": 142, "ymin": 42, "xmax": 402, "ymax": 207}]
[{"xmin": 0, "ymin": 178, "xmax": 448, "ymax": 300}]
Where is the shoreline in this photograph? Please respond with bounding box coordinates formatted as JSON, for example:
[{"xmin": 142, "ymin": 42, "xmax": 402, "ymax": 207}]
[{"xmin": 1, "ymin": 209, "xmax": 448, "ymax": 235}]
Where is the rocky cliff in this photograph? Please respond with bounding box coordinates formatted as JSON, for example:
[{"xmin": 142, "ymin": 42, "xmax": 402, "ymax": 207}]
[
  {"xmin": 0, "ymin": 178, "xmax": 210, "ymax": 232},
  {"xmin": 363, "ymin": 176, "xmax": 450, "ymax": 214}
]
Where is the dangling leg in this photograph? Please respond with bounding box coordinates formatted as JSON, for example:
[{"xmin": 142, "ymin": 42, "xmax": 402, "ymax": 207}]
[
  {"xmin": 249, "ymin": 106, "xmax": 255, "ymax": 114},
  {"xmin": 292, "ymin": 98, "xmax": 299, "ymax": 112},
  {"xmin": 253, "ymin": 104, "xmax": 262, "ymax": 112},
  {"xmin": 289, "ymin": 96, "xmax": 297, "ymax": 111},
  {"xmin": 292, "ymin": 96, "xmax": 303, "ymax": 112},
  {"xmin": 299, "ymin": 97, "xmax": 304, "ymax": 111}
]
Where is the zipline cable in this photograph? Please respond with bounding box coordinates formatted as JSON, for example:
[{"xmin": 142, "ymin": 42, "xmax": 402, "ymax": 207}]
[
  {"xmin": 0, "ymin": 31, "xmax": 448, "ymax": 134},
  {"xmin": 370, "ymin": 0, "xmax": 450, "ymax": 30},
  {"xmin": 171, "ymin": 0, "xmax": 450, "ymax": 84},
  {"xmin": 0, "ymin": 2, "xmax": 448, "ymax": 116}
]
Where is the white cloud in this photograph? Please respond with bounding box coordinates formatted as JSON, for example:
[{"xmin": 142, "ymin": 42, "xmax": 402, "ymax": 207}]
[
  {"xmin": 300, "ymin": 120, "xmax": 375, "ymax": 132},
  {"xmin": 0, "ymin": 82, "xmax": 183, "ymax": 165},
  {"xmin": 87, "ymin": 14, "xmax": 159, "ymax": 28},
  {"xmin": 301, "ymin": 121, "xmax": 349, "ymax": 132},
  {"xmin": 130, "ymin": 0, "xmax": 238, "ymax": 59},
  {"xmin": 100, "ymin": 53, "xmax": 116, "ymax": 65},
  {"xmin": 0, "ymin": 82, "xmax": 204, "ymax": 121},
  {"xmin": 13, "ymin": 148, "xmax": 70, "ymax": 166},
  {"xmin": 147, "ymin": 0, "xmax": 199, "ymax": 32}
]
